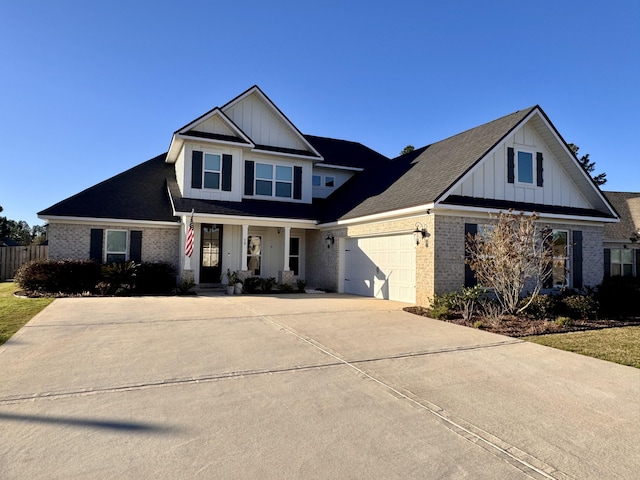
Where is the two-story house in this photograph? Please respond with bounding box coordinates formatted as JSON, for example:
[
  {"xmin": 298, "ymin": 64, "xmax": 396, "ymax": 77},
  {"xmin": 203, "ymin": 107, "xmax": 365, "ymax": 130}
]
[{"xmin": 39, "ymin": 85, "xmax": 620, "ymax": 305}]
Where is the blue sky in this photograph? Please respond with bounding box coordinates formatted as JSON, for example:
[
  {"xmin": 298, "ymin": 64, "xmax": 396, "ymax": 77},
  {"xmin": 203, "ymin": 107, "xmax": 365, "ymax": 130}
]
[{"xmin": 1, "ymin": 0, "xmax": 638, "ymax": 227}]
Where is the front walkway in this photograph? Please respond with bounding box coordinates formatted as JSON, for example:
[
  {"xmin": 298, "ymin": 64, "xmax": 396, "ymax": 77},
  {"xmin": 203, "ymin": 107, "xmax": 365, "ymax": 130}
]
[{"xmin": 1, "ymin": 294, "xmax": 638, "ymax": 479}]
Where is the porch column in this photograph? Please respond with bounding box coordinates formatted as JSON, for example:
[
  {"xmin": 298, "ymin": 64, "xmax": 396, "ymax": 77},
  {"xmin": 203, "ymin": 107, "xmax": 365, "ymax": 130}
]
[
  {"xmin": 283, "ymin": 227, "xmax": 291, "ymax": 271},
  {"xmin": 241, "ymin": 224, "xmax": 249, "ymax": 271}
]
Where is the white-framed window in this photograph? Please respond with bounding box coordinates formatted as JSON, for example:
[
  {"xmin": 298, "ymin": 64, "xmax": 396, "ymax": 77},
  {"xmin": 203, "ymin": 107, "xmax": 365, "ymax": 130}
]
[
  {"xmin": 203, "ymin": 153, "xmax": 222, "ymax": 189},
  {"xmin": 611, "ymin": 249, "xmax": 634, "ymax": 276},
  {"xmin": 289, "ymin": 237, "xmax": 300, "ymax": 275},
  {"xmin": 255, "ymin": 163, "xmax": 293, "ymax": 198},
  {"xmin": 247, "ymin": 235, "xmax": 262, "ymax": 275},
  {"xmin": 517, "ymin": 150, "xmax": 534, "ymax": 184},
  {"xmin": 106, "ymin": 230, "xmax": 127, "ymax": 263},
  {"xmin": 552, "ymin": 230, "xmax": 569, "ymax": 287},
  {"xmin": 325, "ymin": 176, "xmax": 335, "ymax": 187}
]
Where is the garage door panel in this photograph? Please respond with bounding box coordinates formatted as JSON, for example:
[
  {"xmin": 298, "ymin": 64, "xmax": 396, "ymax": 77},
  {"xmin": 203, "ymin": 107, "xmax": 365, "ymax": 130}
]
[{"xmin": 344, "ymin": 235, "xmax": 416, "ymax": 303}]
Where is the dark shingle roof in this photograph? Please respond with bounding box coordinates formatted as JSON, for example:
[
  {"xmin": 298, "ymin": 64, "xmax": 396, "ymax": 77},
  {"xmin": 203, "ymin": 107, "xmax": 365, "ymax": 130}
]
[
  {"xmin": 603, "ymin": 191, "xmax": 640, "ymax": 240},
  {"xmin": 167, "ymin": 180, "xmax": 319, "ymax": 221},
  {"xmin": 320, "ymin": 107, "xmax": 537, "ymax": 221},
  {"xmin": 39, "ymin": 154, "xmax": 178, "ymax": 223},
  {"xmin": 304, "ymin": 135, "xmax": 390, "ymax": 169}
]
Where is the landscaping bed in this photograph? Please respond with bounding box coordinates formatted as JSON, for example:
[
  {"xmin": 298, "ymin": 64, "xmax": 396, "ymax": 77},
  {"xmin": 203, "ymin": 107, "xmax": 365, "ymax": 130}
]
[{"xmin": 403, "ymin": 306, "xmax": 640, "ymax": 337}]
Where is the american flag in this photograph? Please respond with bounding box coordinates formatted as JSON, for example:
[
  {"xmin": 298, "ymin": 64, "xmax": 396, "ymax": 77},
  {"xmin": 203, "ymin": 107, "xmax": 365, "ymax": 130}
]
[{"xmin": 185, "ymin": 213, "xmax": 194, "ymax": 257}]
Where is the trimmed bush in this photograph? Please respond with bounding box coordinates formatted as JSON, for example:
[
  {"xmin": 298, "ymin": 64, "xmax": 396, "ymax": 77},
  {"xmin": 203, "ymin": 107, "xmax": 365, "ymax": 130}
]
[
  {"xmin": 596, "ymin": 277, "xmax": 640, "ymax": 319},
  {"xmin": 521, "ymin": 294, "xmax": 557, "ymax": 320},
  {"xmin": 135, "ymin": 262, "xmax": 177, "ymax": 294},
  {"xmin": 15, "ymin": 260, "xmax": 102, "ymax": 294},
  {"xmin": 559, "ymin": 294, "xmax": 598, "ymax": 320},
  {"xmin": 243, "ymin": 277, "xmax": 262, "ymax": 293}
]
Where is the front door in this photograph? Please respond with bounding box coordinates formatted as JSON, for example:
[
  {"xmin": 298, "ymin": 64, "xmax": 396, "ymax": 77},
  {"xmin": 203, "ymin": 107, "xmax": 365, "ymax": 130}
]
[{"xmin": 201, "ymin": 224, "xmax": 223, "ymax": 283}]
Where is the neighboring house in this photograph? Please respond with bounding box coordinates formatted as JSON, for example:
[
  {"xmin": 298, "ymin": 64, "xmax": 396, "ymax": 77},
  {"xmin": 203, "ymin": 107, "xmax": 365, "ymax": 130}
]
[
  {"xmin": 602, "ymin": 191, "xmax": 640, "ymax": 277},
  {"xmin": 39, "ymin": 85, "xmax": 619, "ymax": 305}
]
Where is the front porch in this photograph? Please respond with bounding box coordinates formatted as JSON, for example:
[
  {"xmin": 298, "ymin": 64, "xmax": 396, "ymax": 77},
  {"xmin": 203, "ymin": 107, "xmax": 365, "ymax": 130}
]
[{"xmin": 179, "ymin": 216, "xmax": 315, "ymax": 286}]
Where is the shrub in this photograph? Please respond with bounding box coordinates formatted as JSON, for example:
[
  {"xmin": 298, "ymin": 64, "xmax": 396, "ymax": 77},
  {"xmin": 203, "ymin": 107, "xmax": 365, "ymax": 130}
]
[
  {"xmin": 429, "ymin": 305, "xmax": 451, "ymax": 320},
  {"xmin": 102, "ymin": 261, "xmax": 138, "ymax": 296},
  {"xmin": 261, "ymin": 277, "xmax": 276, "ymax": 292},
  {"xmin": 455, "ymin": 285, "xmax": 487, "ymax": 321},
  {"xmin": 176, "ymin": 278, "xmax": 196, "ymax": 294},
  {"xmin": 15, "ymin": 260, "xmax": 102, "ymax": 294},
  {"xmin": 278, "ymin": 283, "xmax": 294, "ymax": 293},
  {"xmin": 479, "ymin": 298, "xmax": 503, "ymax": 326},
  {"xmin": 243, "ymin": 277, "xmax": 262, "ymax": 293},
  {"xmin": 521, "ymin": 294, "xmax": 557, "ymax": 320},
  {"xmin": 430, "ymin": 292, "xmax": 459, "ymax": 312},
  {"xmin": 296, "ymin": 279, "xmax": 307, "ymax": 293},
  {"xmin": 555, "ymin": 316, "xmax": 574, "ymax": 326},
  {"xmin": 596, "ymin": 277, "xmax": 640, "ymax": 319},
  {"xmin": 134, "ymin": 262, "xmax": 177, "ymax": 294},
  {"xmin": 559, "ymin": 294, "xmax": 598, "ymax": 320}
]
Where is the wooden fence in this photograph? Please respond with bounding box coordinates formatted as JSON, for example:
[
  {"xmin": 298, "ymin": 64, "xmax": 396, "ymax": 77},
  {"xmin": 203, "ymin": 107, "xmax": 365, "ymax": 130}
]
[{"xmin": 0, "ymin": 245, "xmax": 49, "ymax": 281}]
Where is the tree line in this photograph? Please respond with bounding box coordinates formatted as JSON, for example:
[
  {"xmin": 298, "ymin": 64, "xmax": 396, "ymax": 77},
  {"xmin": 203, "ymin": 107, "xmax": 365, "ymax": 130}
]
[{"xmin": 0, "ymin": 205, "xmax": 46, "ymax": 245}]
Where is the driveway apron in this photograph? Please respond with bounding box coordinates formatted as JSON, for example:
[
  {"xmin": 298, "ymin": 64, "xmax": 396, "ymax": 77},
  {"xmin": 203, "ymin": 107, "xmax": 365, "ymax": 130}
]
[{"xmin": 0, "ymin": 294, "xmax": 638, "ymax": 479}]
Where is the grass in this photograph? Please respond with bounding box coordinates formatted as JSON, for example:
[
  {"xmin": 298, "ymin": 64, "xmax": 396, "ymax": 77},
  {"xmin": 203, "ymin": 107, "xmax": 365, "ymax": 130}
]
[
  {"xmin": 526, "ymin": 326, "xmax": 640, "ymax": 368},
  {"xmin": 0, "ymin": 281, "xmax": 54, "ymax": 346}
]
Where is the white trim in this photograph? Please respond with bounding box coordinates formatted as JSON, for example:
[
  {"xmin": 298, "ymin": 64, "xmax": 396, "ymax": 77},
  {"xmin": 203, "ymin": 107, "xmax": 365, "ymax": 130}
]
[
  {"xmin": 319, "ymin": 203, "xmax": 435, "ymax": 228},
  {"xmin": 432, "ymin": 202, "xmax": 619, "ymax": 224},
  {"xmin": 173, "ymin": 211, "xmax": 318, "ymax": 229},
  {"xmin": 38, "ymin": 215, "xmax": 180, "ymax": 228},
  {"xmin": 315, "ymin": 163, "xmax": 364, "ymax": 172},
  {"xmin": 250, "ymin": 148, "xmax": 320, "ymax": 161},
  {"xmin": 178, "ymin": 133, "xmax": 253, "ymax": 148}
]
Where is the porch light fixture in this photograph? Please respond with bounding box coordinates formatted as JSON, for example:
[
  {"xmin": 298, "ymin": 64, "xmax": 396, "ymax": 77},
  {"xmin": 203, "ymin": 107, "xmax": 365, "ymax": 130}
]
[
  {"xmin": 325, "ymin": 233, "xmax": 335, "ymax": 249},
  {"xmin": 413, "ymin": 222, "xmax": 427, "ymax": 245}
]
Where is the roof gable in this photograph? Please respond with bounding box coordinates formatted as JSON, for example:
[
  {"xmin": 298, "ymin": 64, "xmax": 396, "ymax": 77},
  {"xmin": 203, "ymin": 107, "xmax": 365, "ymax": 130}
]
[
  {"xmin": 441, "ymin": 107, "xmax": 618, "ymax": 219},
  {"xmin": 603, "ymin": 191, "xmax": 640, "ymax": 240},
  {"xmin": 222, "ymin": 86, "xmax": 322, "ymax": 159}
]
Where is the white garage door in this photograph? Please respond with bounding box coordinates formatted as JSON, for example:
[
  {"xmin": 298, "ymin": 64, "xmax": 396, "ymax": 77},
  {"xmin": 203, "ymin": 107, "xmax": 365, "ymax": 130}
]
[{"xmin": 343, "ymin": 234, "xmax": 416, "ymax": 303}]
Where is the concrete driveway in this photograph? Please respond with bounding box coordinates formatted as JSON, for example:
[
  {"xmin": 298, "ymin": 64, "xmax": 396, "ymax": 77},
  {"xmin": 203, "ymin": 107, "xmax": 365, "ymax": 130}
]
[{"xmin": 0, "ymin": 293, "xmax": 638, "ymax": 479}]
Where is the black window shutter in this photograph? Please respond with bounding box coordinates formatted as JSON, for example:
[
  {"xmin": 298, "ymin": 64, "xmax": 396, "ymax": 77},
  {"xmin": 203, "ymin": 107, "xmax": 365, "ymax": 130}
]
[
  {"xmin": 635, "ymin": 249, "xmax": 640, "ymax": 277},
  {"xmin": 603, "ymin": 248, "xmax": 611, "ymax": 278},
  {"xmin": 244, "ymin": 160, "xmax": 254, "ymax": 195},
  {"xmin": 90, "ymin": 229, "xmax": 104, "ymax": 262},
  {"xmin": 507, "ymin": 147, "xmax": 515, "ymax": 184},
  {"xmin": 293, "ymin": 166, "xmax": 303, "ymax": 200},
  {"xmin": 542, "ymin": 228, "xmax": 553, "ymax": 288},
  {"xmin": 572, "ymin": 230, "xmax": 583, "ymax": 289},
  {"xmin": 536, "ymin": 152, "xmax": 544, "ymax": 187},
  {"xmin": 464, "ymin": 223, "xmax": 478, "ymax": 287},
  {"xmin": 130, "ymin": 230, "xmax": 142, "ymax": 263},
  {"xmin": 222, "ymin": 154, "xmax": 232, "ymax": 191},
  {"xmin": 191, "ymin": 151, "xmax": 203, "ymax": 189}
]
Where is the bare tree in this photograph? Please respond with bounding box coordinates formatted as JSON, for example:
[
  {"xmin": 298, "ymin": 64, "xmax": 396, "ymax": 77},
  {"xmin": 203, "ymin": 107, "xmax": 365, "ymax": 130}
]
[{"xmin": 466, "ymin": 211, "xmax": 552, "ymax": 315}]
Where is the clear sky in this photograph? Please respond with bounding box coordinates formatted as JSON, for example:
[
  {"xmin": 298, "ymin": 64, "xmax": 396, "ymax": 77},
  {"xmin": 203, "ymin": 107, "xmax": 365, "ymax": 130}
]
[{"xmin": 1, "ymin": 0, "xmax": 638, "ymax": 227}]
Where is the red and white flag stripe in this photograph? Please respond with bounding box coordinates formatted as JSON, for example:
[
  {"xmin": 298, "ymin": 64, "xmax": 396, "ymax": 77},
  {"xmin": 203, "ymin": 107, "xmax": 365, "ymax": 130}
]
[{"xmin": 185, "ymin": 213, "xmax": 194, "ymax": 258}]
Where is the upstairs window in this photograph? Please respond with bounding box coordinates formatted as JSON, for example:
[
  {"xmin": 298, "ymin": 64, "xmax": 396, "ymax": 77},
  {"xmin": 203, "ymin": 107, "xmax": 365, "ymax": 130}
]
[
  {"xmin": 312, "ymin": 175, "xmax": 321, "ymax": 186},
  {"xmin": 325, "ymin": 176, "xmax": 335, "ymax": 187},
  {"xmin": 203, "ymin": 153, "xmax": 221, "ymax": 189},
  {"xmin": 517, "ymin": 151, "xmax": 534, "ymax": 184},
  {"xmin": 255, "ymin": 163, "xmax": 293, "ymax": 198}
]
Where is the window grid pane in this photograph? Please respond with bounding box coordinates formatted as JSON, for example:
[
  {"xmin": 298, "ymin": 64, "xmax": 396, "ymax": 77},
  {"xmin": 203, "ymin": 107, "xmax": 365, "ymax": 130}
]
[
  {"xmin": 204, "ymin": 154, "xmax": 221, "ymax": 171},
  {"xmin": 256, "ymin": 180, "xmax": 272, "ymax": 196},
  {"xmin": 204, "ymin": 172, "xmax": 220, "ymax": 189},
  {"xmin": 256, "ymin": 163, "xmax": 273, "ymax": 179},
  {"xmin": 276, "ymin": 165, "xmax": 292, "ymax": 181},
  {"xmin": 275, "ymin": 182, "xmax": 292, "ymax": 198}
]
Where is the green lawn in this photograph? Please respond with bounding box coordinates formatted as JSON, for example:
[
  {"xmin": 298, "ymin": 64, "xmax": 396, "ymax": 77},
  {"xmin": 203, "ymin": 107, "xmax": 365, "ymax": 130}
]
[
  {"xmin": 0, "ymin": 281, "xmax": 54, "ymax": 345},
  {"xmin": 526, "ymin": 326, "xmax": 640, "ymax": 368}
]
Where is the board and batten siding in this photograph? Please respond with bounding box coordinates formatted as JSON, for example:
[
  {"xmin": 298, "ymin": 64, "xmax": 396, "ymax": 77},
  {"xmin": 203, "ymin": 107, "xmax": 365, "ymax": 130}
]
[
  {"xmin": 223, "ymin": 93, "xmax": 308, "ymax": 152},
  {"xmin": 452, "ymin": 122, "xmax": 591, "ymax": 209}
]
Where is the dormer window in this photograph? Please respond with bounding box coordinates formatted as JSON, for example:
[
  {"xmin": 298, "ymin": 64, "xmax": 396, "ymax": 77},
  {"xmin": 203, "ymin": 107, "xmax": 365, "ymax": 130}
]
[
  {"xmin": 191, "ymin": 150, "xmax": 232, "ymax": 191},
  {"xmin": 517, "ymin": 151, "xmax": 534, "ymax": 184}
]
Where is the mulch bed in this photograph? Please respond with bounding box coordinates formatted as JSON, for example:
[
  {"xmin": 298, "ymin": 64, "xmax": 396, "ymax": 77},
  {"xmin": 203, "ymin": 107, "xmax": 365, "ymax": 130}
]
[{"xmin": 403, "ymin": 306, "xmax": 640, "ymax": 338}]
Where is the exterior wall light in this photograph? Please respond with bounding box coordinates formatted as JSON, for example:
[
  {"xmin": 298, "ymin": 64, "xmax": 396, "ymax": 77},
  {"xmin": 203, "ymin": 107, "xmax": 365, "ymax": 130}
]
[
  {"xmin": 325, "ymin": 233, "xmax": 335, "ymax": 248},
  {"xmin": 413, "ymin": 222, "xmax": 427, "ymax": 245}
]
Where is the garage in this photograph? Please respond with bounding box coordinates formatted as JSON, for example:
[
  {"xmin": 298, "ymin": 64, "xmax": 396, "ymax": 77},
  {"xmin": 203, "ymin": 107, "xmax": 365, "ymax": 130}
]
[{"xmin": 343, "ymin": 234, "xmax": 416, "ymax": 303}]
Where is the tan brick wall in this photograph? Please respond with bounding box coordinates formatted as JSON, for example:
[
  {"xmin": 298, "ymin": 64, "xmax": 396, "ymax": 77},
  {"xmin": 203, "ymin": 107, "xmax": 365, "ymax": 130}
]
[
  {"xmin": 48, "ymin": 222, "xmax": 180, "ymax": 268},
  {"xmin": 305, "ymin": 228, "xmax": 346, "ymax": 291}
]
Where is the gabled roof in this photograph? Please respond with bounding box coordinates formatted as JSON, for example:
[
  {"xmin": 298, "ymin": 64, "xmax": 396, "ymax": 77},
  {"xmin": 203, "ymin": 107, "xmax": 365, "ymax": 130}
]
[
  {"xmin": 38, "ymin": 154, "xmax": 178, "ymax": 223},
  {"xmin": 304, "ymin": 135, "xmax": 390, "ymax": 169},
  {"xmin": 603, "ymin": 191, "xmax": 640, "ymax": 240},
  {"xmin": 321, "ymin": 107, "xmax": 537, "ymax": 222}
]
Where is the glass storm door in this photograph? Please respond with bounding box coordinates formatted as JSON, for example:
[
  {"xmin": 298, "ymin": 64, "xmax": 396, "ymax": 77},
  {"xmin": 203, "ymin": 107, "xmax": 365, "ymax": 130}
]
[{"xmin": 201, "ymin": 224, "xmax": 222, "ymax": 283}]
